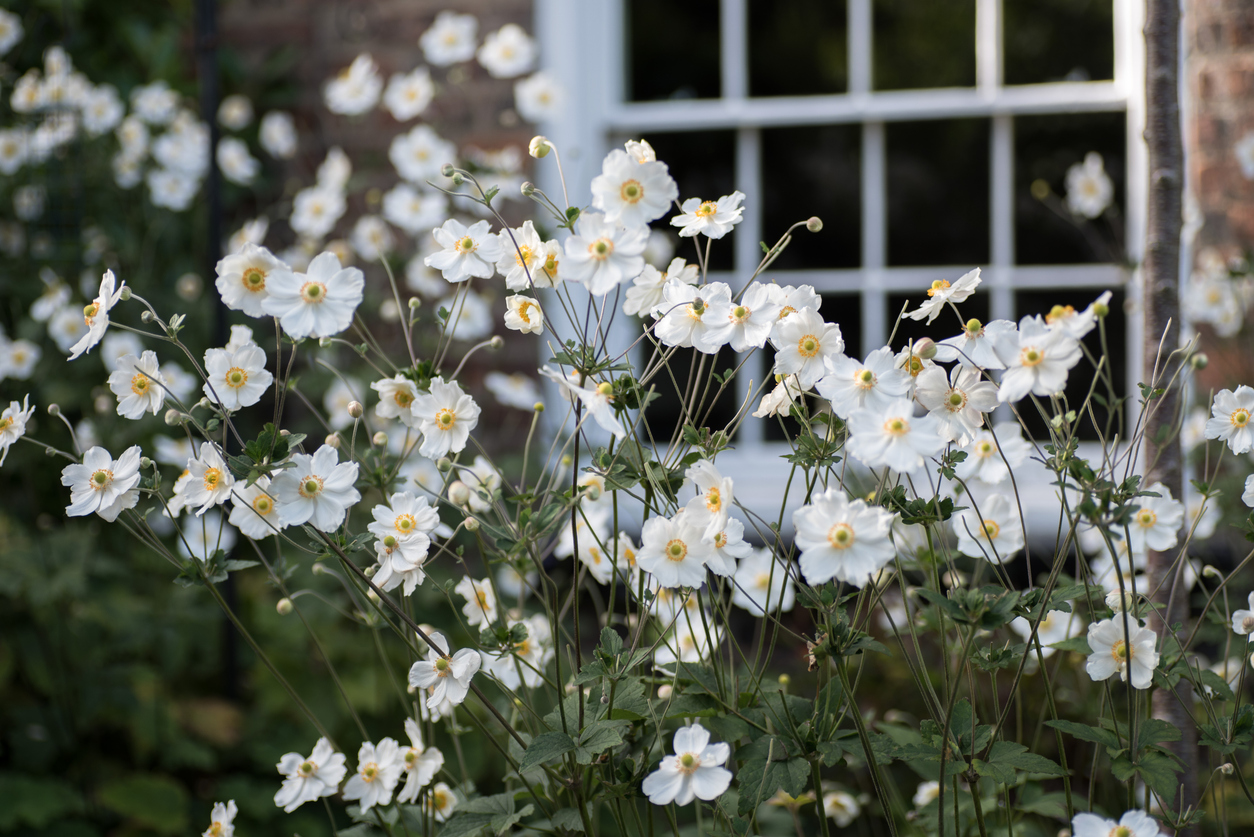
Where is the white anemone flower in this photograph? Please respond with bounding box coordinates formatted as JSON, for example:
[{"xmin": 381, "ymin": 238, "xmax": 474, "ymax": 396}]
[
  {"xmin": 703, "ymin": 281, "xmax": 782, "ymax": 352},
  {"xmin": 82, "ymin": 85, "xmax": 124, "ymax": 136},
  {"xmin": 590, "ymin": 148, "xmax": 678, "ymax": 228},
  {"xmin": 731, "ymin": 549, "xmax": 797, "ymax": 615},
  {"xmin": 483, "ymin": 615, "xmax": 553, "ymax": 689},
  {"xmin": 217, "ymin": 94, "xmax": 253, "ymax": 130},
  {"xmin": 412, "ymin": 377, "xmax": 481, "ymax": 458},
  {"xmin": 408, "ymin": 631, "xmax": 482, "ymax": 709},
  {"xmin": 1244, "ymin": 475, "xmax": 1254, "ymax": 509},
  {"xmin": 273, "ymin": 737, "xmax": 347, "ymax": 813},
  {"xmin": 1045, "ymin": 290, "xmax": 1112, "ymax": 340},
  {"xmin": 902, "ymin": 268, "xmax": 982, "ymax": 324},
  {"xmin": 455, "ymin": 576, "xmax": 498, "ymax": 627},
  {"xmin": 262, "ymin": 251, "xmax": 364, "ymax": 339},
  {"xmin": 637, "ymin": 511, "xmax": 714, "ymax": 588},
  {"xmin": 653, "ymin": 280, "xmax": 733, "ymax": 354},
  {"xmin": 289, "ymin": 185, "xmax": 346, "ymax": 241},
  {"xmin": 753, "ymin": 374, "xmax": 805, "ymax": 418},
  {"xmin": 0, "ymin": 9, "xmax": 23, "ymax": 58},
  {"xmin": 203, "ymin": 344, "xmax": 273, "ymax": 411},
  {"xmin": 216, "ymin": 137, "xmax": 259, "ymax": 185},
  {"xmin": 955, "ymin": 422, "xmax": 1031, "ymax": 485},
  {"xmin": 504, "ymin": 294, "xmax": 544, "ymax": 334},
  {"xmin": 1231, "ymin": 593, "xmax": 1254, "ymax": 639},
  {"xmin": 0, "ymin": 395, "xmax": 35, "ymax": 466},
  {"xmin": 932, "ymin": 317, "xmax": 1015, "ymax": 369},
  {"xmin": 420, "ymin": 11, "xmax": 478, "ymax": 66},
  {"xmin": 823, "ymin": 791, "xmax": 861, "ymax": 827},
  {"xmin": 846, "ymin": 397, "xmax": 945, "ymax": 473},
  {"xmin": 69, "ymin": 269, "xmax": 125, "ymax": 360},
  {"xmin": 108, "ymin": 351, "xmax": 168, "ymax": 419},
  {"xmin": 61, "ymin": 445, "xmax": 142, "ymax": 520},
  {"xmin": 202, "ymin": 799, "xmax": 237, "ymax": 837},
  {"xmin": 1084, "ymin": 618, "xmax": 1160, "ymax": 689},
  {"xmin": 477, "ymin": 24, "xmax": 536, "ymax": 78},
  {"xmin": 382, "ymin": 184, "xmax": 447, "ymax": 236},
  {"xmin": 818, "ymin": 346, "xmax": 912, "ymax": 420},
  {"xmin": 425, "ymin": 218, "xmax": 502, "ymax": 283},
  {"xmin": 538, "ymin": 367, "xmax": 626, "ymax": 439},
  {"xmin": 184, "ymin": 445, "xmax": 235, "ymax": 516},
  {"xmin": 1126, "ymin": 482, "xmax": 1183, "ymax": 554},
  {"xmin": 383, "ymin": 67, "xmax": 434, "ymax": 121},
  {"xmin": 484, "ymin": 372, "xmax": 539, "ymax": 410},
  {"xmin": 993, "ymin": 315, "xmax": 1082, "ymax": 403},
  {"xmin": 514, "ymin": 71, "xmax": 564, "ymax": 122},
  {"xmin": 1071, "ymin": 810, "xmax": 1159, "ymax": 837},
  {"xmin": 0, "ymin": 338, "xmax": 39, "ymax": 379},
  {"xmin": 342, "ymin": 738, "xmax": 404, "ymax": 812},
  {"xmin": 624, "ymin": 257, "xmax": 698, "ymax": 318},
  {"xmin": 682, "ymin": 459, "xmax": 733, "ymax": 542},
  {"xmin": 437, "ymin": 291, "xmax": 494, "ymax": 342},
  {"xmin": 1010, "ymin": 608, "xmax": 1083, "ymax": 659},
  {"xmin": 324, "ymin": 53, "xmax": 382, "ymax": 116},
  {"xmin": 350, "ymin": 215, "xmax": 394, "ymax": 262},
  {"xmin": 772, "ymin": 309, "xmax": 845, "ymax": 389},
  {"xmin": 792, "ymin": 487, "xmax": 897, "ymax": 587},
  {"xmin": 641, "ymin": 722, "xmax": 732, "ymax": 806},
  {"xmin": 227, "ymin": 477, "xmax": 283, "ymax": 540},
  {"xmin": 952, "ymin": 494, "xmax": 1025, "ymax": 563},
  {"xmin": 371, "ymin": 374, "xmax": 420, "ymax": 426},
  {"xmin": 495, "ymin": 220, "xmax": 548, "ymax": 290},
  {"xmin": 670, "ymin": 191, "xmax": 746, "ymax": 239},
  {"xmin": 914, "ymin": 365, "xmax": 998, "ymax": 445},
  {"xmin": 390, "ymin": 124, "xmax": 456, "ymax": 184},
  {"xmin": 654, "ymin": 616, "xmax": 723, "ymax": 666},
  {"xmin": 368, "ymin": 492, "xmax": 438, "ymax": 597},
  {"xmin": 271, "ymin": 444, "xmax": 361, "ymax": 531},
  {"xmin": 424, "ymin": 782, "xmax": 458, "ymax": 821},
  {"xmin": 1204, "ymin": 386, "xmax": 1254, "ymax": 454},
  {"xmin": 563, "ymin": 211, "xmax": 648, "ymax": 296},
  {"xmin": 1065, "ymin": 152, "xmax": 1114, "ymax": 219},
  {"xmin": 147, "ymin": 168, "xmax": 199, "ymax": 211},
  {"xmin": 396, "ymin": 718, "xmax": 445, "ymax": 804},
  {"xmin": 259, "ymin": 111, "xmax": 297, "ymax": 159}
]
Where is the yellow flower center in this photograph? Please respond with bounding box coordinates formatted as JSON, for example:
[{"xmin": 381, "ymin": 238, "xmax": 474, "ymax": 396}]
[
  {"xmin": 300, "ymin": 281, "xmax": 327, "ymax": 304},
  {"xmin": 946, "ymin": 390, "xmax": 967, "ymax": 411},
  {"xmin": 207, "ymin": 823, "xmax": 224, "ymax": 837},
  {"xmin": 1020, "ymin": 346, "xmax": 1043, "ymax": 367},
  {"xmin": 589, "ymin": 546, "xmax": 603, "ymax": 564},
  {"xmin": 456, "ymin": 235, "xmax": 477, "ymax": 254},
  {"xmin": 299, "ymin": 475, "xmax": 324, "ymax": 498},
  {"xmin": 361, "ymin": 762, "xmax": 379, "ymax": 782},
  {"xmin": 713, "ymin": 532, "xmax": 727, "ymax": 548},
  {"xmin": 252, "ymin": 495, "xmax": 273, "ymax": 515},
  {"xmin": 1046, "ymin": 304, "xmax": 1075, "ymax": 324},
  {"xmin": 828, "ymin": 523, "xmax": 854, "ymax": 549},
  {"xmin": 0, "ymin": 418, "xmax": 11, "ymax": 432},
  {"xmin": 731, "ymin": 305, "xmax": 750, "ymax": 323},
  {"xmin": 395, "ymin": 513, "xmax": 417, "ymax": 533},
  {"xmin": 203, "ymin": 468, "xmax": 222, "ymax": 491},
  {"xmin": 242, "ymin": 267, "xmax": 266, "ymax": 292},
  {"xmin": 226, "ymin": 367, "xmax": 248, "ymax": 389},
  {"xmin": 589, "ymin": 238, "xmax": 614, "ymax": 261},
  {"xmin": 130, "ymin": 373, "xmax": 150, "ymax": 395},
  {"xmin": 1136, "ymin": 508, "xmax": 1157, "ymax": 528},
  {"xmin": 883, "ymin": 417, "xmax": 909, "ymax": 436},
  {"xmin": 926, "ymin": 279, "xmax": 950, "ymax": 297},
  {"xmin": 434, "ymin": 657, "xmax": 450, "ymax": 676},
  {"xmin": 857, "ymin": 368, "xmax": 875, "ymax": 388},
  {"xmin": 906, "ymin": 355, "xmax": 924, "ymax": 377},
  {"xmin": 517, "ymin": 301, "xmax": 536, "ymax": 324},
  {"xmin": 678, "ymin": 752, "xmax": 700, "ymax": 773},
  {"xmin": 619, "ymin": 179, "xmax": 643, "ymax": 203},
  {"xmin": 515, "ymin": 245, "xmax": 534, "ymax": 268},
  {"xmin": 982, "ymin": 519, "xmax": 1000, "ymax": 539},
  {"xmin": 755, "ymin": 572, "xmax": 771, "ymax": 589},
  {"xmin": 965, "ymin": 318, "xmax": 983, "ymax": 337},
  {"xmin": 705, "ymin": 487, "xmax": 722, "ymax": 512},
  {"xmin": 976, "ymin": 441, "xmax": 996, "ymax": 457},
  {"xmin": 798, "ymin": 335, "xmax": 820, "ymax": 358},
  {"xmin": 405, "ymin": 749, "xmax": 418, "ymax": 766},
  {"xmin": 435, "ymin": 408, "xmax": 455, "ymax": 430},
  {"xmin": 83, "ymin": 301, "xmax": 100, "ymax": 326},
  {"xmin": 666, "ymin": 539, "xmax": 688, "ymax": 562},
  {"xmin": 432, "ymin": 789, "xmax": 449, "ymax": 810},
  {"xmin": 91, "ymin": 468, "xmax": 113, "ymax": 490},
  {"xmin": 298, "ymin": 760, "xmax": 317, "ymax": 777},
  {"xmin": 1109, "ymin": 827, "xmax": 1133, "ymax": 837},
  {"xmin": 694, "ymin": 201, "xmax": 717, "ymax": 218},
  {"xmin": 1112, "ymin": 640, "xmax": 1130, "ymax": 662},
  {"xmin": 541, "ymin": 253, "xmax": 560, "ymax": 278},
  {"xmin": 1232, "ymin": 409, "xmax": 1250, "ymax": 428},
  {"xmin": 394, "ymin": 389, "xmax": 414, "ymax": 408}
]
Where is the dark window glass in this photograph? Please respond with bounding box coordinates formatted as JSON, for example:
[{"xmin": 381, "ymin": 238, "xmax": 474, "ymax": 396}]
[
  {"xmin": 640, "ymin": 131, "xmax": 738, "ymax": 271},
  {"xmin": 886, "ymin": 119, "xmax": 990, "ymax": 266},
  {"xmin": 1014, "ymin": 112, "xmax": 1125, "ymax": 265},
  {"xmin": 1013, "ymin": 288, "xmax": 1126, "ymax": 442},
  {"xmin": 1004, "ymin": 0, "xmax": 1114, "ymax": 85},
  {"xmin": 886, "ymin": 291, "xmax": 989, "ymax": 354},
  {"xmin": 643, "ymin": 343, "xmax": 741, "ymax": 443},
  {"xmin": 761, "ymin": 126, "xmax": 860, "ymax": 270},
  {"xmin": 873, "ymin": 0, "xmax": 976, "ymax": 90},
  {"xmin": 749, "ymin": 0, "xmax": 849, "ymax": 97},
  {"xmin": 627, "ymin": 0, "xmax": 721, "ymax": 101}
]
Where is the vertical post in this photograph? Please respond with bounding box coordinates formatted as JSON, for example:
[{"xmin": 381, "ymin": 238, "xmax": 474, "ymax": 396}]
[{"xmin": 1142, "ymin": 0, "xmax": 1194, "ymax": 828}]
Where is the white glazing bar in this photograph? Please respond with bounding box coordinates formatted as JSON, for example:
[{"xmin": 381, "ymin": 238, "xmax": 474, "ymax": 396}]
[
  {"xmin": 862, "ymin": 121, "xmax": 887, "ymax": 353},
  {"xmin": 976, "ymin": 0, "xmax": 1003, "ymax": 94},
  {"xmin": 721, "ymin": 0, "xmax": 748, "ymax": 100},
  {"xmin": 991, "ymin": 115, "xmax": 1014, "ymax": 267},
  {"xmin": 706, "ymin": 264, "xmax": 1126, "ymax": 292},
  {"xmin": 735, "ymin": 126, "xmax": 763, "ymax": 445},
  {"xmin": 849, "ymin": 0, "xmax": 873, "ymax": 95}
]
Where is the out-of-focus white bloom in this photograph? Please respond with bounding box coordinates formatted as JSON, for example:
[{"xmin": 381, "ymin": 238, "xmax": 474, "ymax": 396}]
[
  {"xmin": 203, "ymin": 344, "xmax": 273, "ymax": 411},
  {"xmin": 273, "ymin": 738, "xmax": 346, "ymax": 813},
  {"xmin": 177, "ymin": 511, "xmax": 238, "ymax": 560},
  {"xmin": 117, "ymin": 115, "xmax": 149, "ymax": 157},
  {"xmin": 289, "ymin": 186, "xmax": 346, "ymax": 240},
  {"xmin": 152, "ymin": 111, "xmax": 210, "ymax": 176},
  {"xmin": 539, "ymin": 367, "xmax": 626, "ymax": 439},
  {"xmin": 504, "ymin": 294, "xmax": 543, "ymax": 334},
  {"xmin": 477, "ymin": 23, "xmax": 536, "ymax": 78},
  {"xmin": 1071, "ymin": 809, "xmax": 1160, "ymax": 837},
  {"xmin": 14, "ymin": 184, "xmax": 45, "ymax": 221},
  {"xmin": 483, "ymin": 615, "xmax": 552, "ymax": 689},
  {"xmin": 818, "ymin": 346, "xmax": 912, "ymax": 420},
  {"xmin": 324, "ymin": 53, "xmax": 383, "ymax": 115},
  {"xmin": 202, "ymin": 800, "xmax": 237, "ymax": 837},
  {"xmin": 262, "ymin": 251, "xmax": 364, "ymax": 339},
  {"xmin": 350, "ymin": 215, "xmax": 394, "ymax": 262},
  {"xmin": 644, "ymin": 228, "xmax": 675, "ymax": 268},
  {"xmin": 823, "ymin": 791, "xmax": 861, "ymax": 827},
  {"xmin": 217, "ymin": 137, "xmax": 260, "ymax": 185},
  {"xmin": 70, "ymin": 269, "xmax": 125, "ymax": 360},
  {"xmin": 82, "ymin": 85, "xmax": 124, "ymax": 136},
  {"xmin": 10, "ymin": 70, "xmax": 40, "ymax": 113},
  {"xmin": 0, "ymin": 128, "xmax": 27, "ymax": 175},
  {"xmin": 383, "ymin": 184, "xmax": 447, "ymax": 236},
  {"xmin": 0, "ymin": 339, "xmax": 39, "ymax": 380},
  {"xmin": 563, "ymin": 211, "xmax": 648, "ymax": 296},
  {"xmin": 955, "ymin": 422, "xmax": 1032, "ymax": 485},
  {"xmin": 624, "ymin": 257, "xmax": 698, "ymax": 318},
  {"xmin": 228, "ymin": 477, "xmax": 283, "ymax": 540},
  {"xmin": 423, "ymin": 782, "xmax": 458, "ymax": 821},
  {"xmin": 384, "ymin": 67, "xmax": 434, "ymax": 121},
  {"xmin": 514, "ymin": 71, "xmax": 564, "ymax": 122},
  {"xmin": 100, "ymin": 332, "xmax": 144, "ymax": 371},
  {"xmin": 454, "ymin": 576, "xmax": 498, "ymax": 627},
  {"xmin": 421, "ymin": 11, "xmax": 478, "ymax": 65},
  {"xmin": 1065, "ymin": 152, "xmax": 1114, "ymax": 218},
  {"xmin": 1010, "ymin": 608, "xmax": 1083, "ymax": 659},
  {"xmin": 485, "ymin": 372, "xmax": 539, "ymax": 410},
  {"xmin": 147, "ymin": 168, "xmax": 200, "ymax": 211},
  {"xmin": 591, "ymin": 147, "xmax": 679, "ymax": 229},
  {"xmin": 62, "ymin": 445, "xmax": 142, "ymax": 520},
  {"xmin": 902, "ymin": 268, "xmax": 982, "ymax": 324},
  {"xmin": 259, "ymin": 111, "xmax": 297, "ymax": 159},
  {"xmin": 0, "ymin": 9, "xmax": 23, "ymax": 57},
  {"xmin": 1126, "ymin": 482, "xmax": 1183, "ymax": 554},
  {"xmin": 1236, "ymin": 132, "xmax": 1254, "ymax": 180},
  {"xmin": 437, "ymin": 291, "xmax": 493, "ymax": 342},
  {"xmin": 425, "ymin": 218, "xmax": 501, "ymax": 283},
  {"xmin": 1085, "ymin": 618, "xmax": 1159, "ymax": 689},
  {"xmin": 50, "ymin": 306, "xmax": 88, "ymax": 353},
  {"xmin": 641, "ymin": 722, "xmax": 732, "ymax": 806},
  {"xmin": 108, "ymin": 351, "xmax": 168, "ymax": 419},
  {"xmin": 1045, "ymin": 290, "xmax": 1112, "ymax": 340},
  {"xmin": 131, "ymin": 81, "xmax": 180, "ymax": 125},
  {"xmin": 913, "ymin": 781, "xmax": 940, "ymax": 808},
  {"xmin": 654, "ymin": 615, "xmax": 723, "ymax": 666},
  {"xmin": 670, "ymin": 191, "xmax": 746, "ymax": 239},
  {"xmin": 112, "ymin": 152, "xmax": 143, "ymax": 188},
  {"xmin": 390, "ymin": 124, "xmax": 457, "ymax": 184},
  {"xmin": 914, "ymin": 364, "xmax": 998, "ymax": 445},
  {"xmin": 226, "ymin": 218, "xmax": 268, "ymax": 255},
  {"xmin": 1205, "ymin": 386, "xmax": 1254, "ymax": 454},
  {"xmin": 270, "ymin": 444, "xmax": 362, "ymax": 531},
  {"xmin": 952, "ymin": 494, "xmax": 1025, "ymax": 563},
  {"xmin": 0, "ymin": 396, "xmax": 35, "ymax": 467},
  {"xmin": 793, "ymin": 487, "xmax": 897, "ymax": 586},
  {"xmin": 933, "ymin": 318, "xmax": 1015, "ymax": 369},
  {"xmin": 217, "ymin": 94, "xmax": 253, "ymax": 130},
  {"xmin": 732, "ymin": 549, "xmax": 796, "ymax": 615},
  {"xmin": 993, "ymin": 315, "xmax": 1082, "ymax": 403},
  {"xmin": 396, "ymin": 718, "xmax": 444, "ymax": 804},
  {"xmin": 772, "ymin": 309, "xmax": 844, "ymax": 389},
  {"xmin": 753, "ymin": 374, "xmax": 805, "ymax": 418}
]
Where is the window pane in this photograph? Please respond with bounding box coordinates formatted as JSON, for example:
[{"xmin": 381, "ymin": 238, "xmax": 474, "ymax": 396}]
[
  {"xmin": 1014, "ymin": 112, "xmax": 1125, "ymax": 265},
  {"xmin": 643, "ymin": 343, "xmax": 741, "ymax": 442},
  {"xmin": 1013, "ymin": 289, "xmax": 1126, "ymax": 442},
  {"xmin": 886, "ymin": 119, "xmax": 990, "ymax": 267},
  {"xmin": 761, "ymin": 126, "xmax": 860, "ymax": 270},
  {"xmin": 749, "ymin": 0, "xmax": 848, "ymax": 97},
  {"xmin": 1004, "ymin": 0, "xmax": 1114, "ymax": 85},
  {"xmin": 641, "ymin": 130, "xmax": 738, "ymax": 271},
  {"xmin": 886, "ymin": 291, "xmax": 989, "ymax": 354},
  {"xmin": 627, "ymin": 0, "xmax": 721, "ymax": 101},
  {"xmin": 873, "ymin": 0, "xmax": 976, "ymax": 90}
]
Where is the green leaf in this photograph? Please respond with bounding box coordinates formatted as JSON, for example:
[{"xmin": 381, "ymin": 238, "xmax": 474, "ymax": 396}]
[
  {"xmin": 1136, "ymin": 719, "xmax": 1182, "ymax": 753},
  {"xmin": 598, "ymin": 626, "xmax": 623, "ymax": 659},
  {"xmin": 576, "ymin": 720, "xmax": 629, "ymax": 764},
  {"xmin": 736, "ymin": 756, "xmax": 810, "ymax": 815},
  {"xmin": 1136, "ymin": 750, "xmax": 1182, "ymax": 806},
  {"xmin": 0, "ymin": 774, "xmax": 84, "ymax": 830},
  {"xmin": 518, "ymin": 732, "xmax": 576, "ymax": 772},
  {"xmin": 550, "ymin": 808, "xmax": 587, "ymax": 832},
  {"xmin": 1196, "ymin": 669, "xmax": 1235, "ymax": 702},
  {"xmin": 95, "ymin": 774, "xmax": 188, "ymax": 835},
  {"xmin": 1047, "ymin": 636, "xmax": 1093, "ymax": 655},
  {"xmin": 978, "ymin": 740, "xmax": 1066, "ymax": 781},
  {"xmin": 1046, "ymin": 719, "xmax": 1121, "ymax": 750},
  {"xmin": 437, "ymin": 813, "xmax": 495, "ymax": 837}
]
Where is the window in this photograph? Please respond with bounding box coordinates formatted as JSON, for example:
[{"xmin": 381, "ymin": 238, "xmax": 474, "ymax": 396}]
[{"xmin": 535, "ymin": 0, "xmax": 1146, "ymax": 521}]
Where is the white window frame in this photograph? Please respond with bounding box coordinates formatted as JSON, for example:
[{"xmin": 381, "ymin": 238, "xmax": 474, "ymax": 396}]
[{"xmin": 534, "ymin": 0, "xmax": 1147, "ymax": 529}]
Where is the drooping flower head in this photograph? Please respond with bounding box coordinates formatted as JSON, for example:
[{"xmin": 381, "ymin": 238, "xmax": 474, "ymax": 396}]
[{"xmin": 69, "ymin": 269, "xmax": 125, "ymax": 359}]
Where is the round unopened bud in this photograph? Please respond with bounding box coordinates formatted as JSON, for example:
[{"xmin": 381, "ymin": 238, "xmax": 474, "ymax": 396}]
[
  {"xmin": 1203, "ymin": 564, "xmax": 1223, "ymax": 579},
  {"xmin": 276, "ymin": 597, "xmax": 293, "ymax": 615},
  {"xmin": 348, "ymin": 400, "xmax": 364, "ymax": 419},
  {"xmin": 463, "ymin": 516, "xmax": 480, "ymax": 532},
  {"xmin": 561, "ymin": 455, "xmax": 572, "ymax": 468},
  {"xmin": 318, "ymin": 337, "xmax": 332, "ymax": 348},
  {"xmin": 408, "ymin": 297, "xmax": 422, "ymax": 310},
  {"xmin": 437, "ymin": 457, "xmax": 453, "ymax": 472},
  {"xmin": 489, "ymin": 336, "xmax": 504, "ymax": 350},
  {"xmin": 164, "ymin": 409, "xmax": 182, "ymax": 426},
  {"xmin": 805, "ymin": 216, "xmax": 823, "ymax": 233},
  {"xmin": 597, "ymin": 382, "xmax": 614, "ymax": 396},
  {"xmin": 118, "ymin": 285, "xmax": 132, "ymax": 301},
  {"xmin": 46, "ymin": 403, "xmax": 60, "ymax": 417},
  {"xmin": 1106, "ymin": 587, "xmax": 1134, "ymax": 613},
  {"xmin": 311, "ymin": 563, "xmax": 326, "ymax": 575},
  {"xmin": 196, "ymin": 397, "xmax": 212, "ymax": 410},
  {"xmin": 657, "ymin": 684, "xmax": 673, "ymax": 699},
  {"xmin": 1191, "ymin": 352, "xmax": 1209, "ymax": 370},
  {"xmin": 141, "ymin": 310, "xmax": 155, "ymax": 323},
  {"xmin": 140, "ymin": 457, "xmax": 153, "ymax": 470},
  {"xmin": 778, "ymin": 673, "xmax": 791, "ymax": 687},
  {"xmin": 279, "ymin": 429, "xmax": 291, "ymax": 436},
  {"xmin": 1093, "ymin": 301, "xmax": 1110, "ymax": 318},
  {"xmin": 914, "ymin": 337, "xmax": 937, "ymax": 360},
  {"xmin": 1220, "ymin": 763, "xmax": 1235, "ymax": 775},
  {"xmin": 521, "ymin": 181, "xmax": 537, "ymax": 197},
  {"xmin": 372, "ymin": 431, "xmax": 389, "ymax": 447},
  {"xmin": 325, "ymin": 433, "xmax": 341, "ymax": 448},
  {"xmin": 441, "ymin": 164, "xmax": 456, "ymax": 178},
  {"xmin": 364, "ymin": 564, "xmax": 378, "ymax": 578},
  {"xmin": 451, "ymin": 172, "xmax": 464, "ymax": 186},
  {"xmin": 45, "ymin": 446, "xmax": 54, "ymax": 457},
  {"xmin": 449, "ymin": 480, "xmax": 471, "ymax": 507},
  {"xmin": 528, "ymin": 136, "xmax": 552, "ymax": 158}
]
